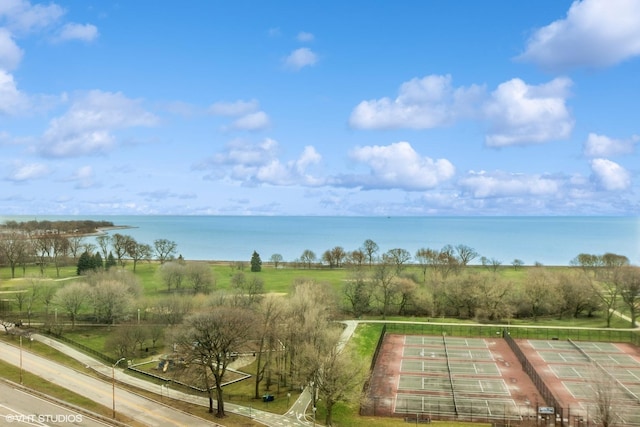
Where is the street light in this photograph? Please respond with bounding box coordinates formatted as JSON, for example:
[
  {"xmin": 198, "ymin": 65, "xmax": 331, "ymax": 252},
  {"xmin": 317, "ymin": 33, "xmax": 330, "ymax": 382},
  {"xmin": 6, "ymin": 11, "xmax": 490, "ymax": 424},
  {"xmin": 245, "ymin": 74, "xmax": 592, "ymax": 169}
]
[
  {"xmin": 19, "ymin": 333, "xmax": 33, "ymax": 385},
  {"xmin": 312, "ymin": 406, "xmax": 317, "ymax": 427},
  {"xmin": 112, "ymin": 357, "xmax": 126, "ymax": 419}
]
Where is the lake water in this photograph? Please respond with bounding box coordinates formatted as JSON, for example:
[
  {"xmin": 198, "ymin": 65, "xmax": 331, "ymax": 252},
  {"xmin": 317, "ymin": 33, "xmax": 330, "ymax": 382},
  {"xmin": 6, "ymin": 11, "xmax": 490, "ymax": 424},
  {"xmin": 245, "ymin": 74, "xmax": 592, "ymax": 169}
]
[{"xmin": 1, "ymin": 215, "xmax": 638, "ymax": 266}]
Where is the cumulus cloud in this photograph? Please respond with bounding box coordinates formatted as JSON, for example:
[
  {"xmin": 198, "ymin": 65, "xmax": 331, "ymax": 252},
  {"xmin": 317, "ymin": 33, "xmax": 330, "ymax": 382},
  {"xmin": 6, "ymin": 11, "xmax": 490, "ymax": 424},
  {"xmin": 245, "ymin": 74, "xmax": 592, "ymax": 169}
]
[
  {"xmin": 459, "ymin": 170, "xmax": 562, "ymax": 198},
  {"xmin": 229, "ymin": 111, "xmax": 270, "ymax": 131},
  {"xmin": 284, "ymin": 47, "xmax": 318, "ymax": 70},
  {"xmin": 209, "ymin": 99, "xmax": 270, "ymax": 131},
  {"xmin": 583, "ymin": 133, "xmax": 637, "ymax": 157},
  {"xmin": 53, "ymin": 23, "xmax": 98, "ymax": 43},
  {"xmin": 483, "ymin": 77, "xmax": 574, "ymax": 147},
  {"xmin": 40, "ymin": 90, "xmax": 158, "ymax": 157},
  {"xmin": 517, "ymin": 0, "xmax": 640, "ymax": 70},
  {"xmin": 5, "ymin": 161, "xmax": 50, "ymax": 181},
  {"xmin": 590, "ymin": 158, "xmax": 631, "ymax": 190},
  {"xmin": 195, "ymin": 138, "xmax": 323, "ymax": 186},
  {"xmin": 339, "ymin": 141, "xmax": 455, "ymax": 190},
  {"xmin": 0, "ymin": 28, "xmax": 23, "ymax": 70},
  {"xmin": 0, "ymin": 0, "xmax": 64, "ymax": 33},
  {"xmin": 349, "ymin": 74, "xmax": 484, "ymax": 130},
  {"xmin": 0, "ymin": 69, "xmax": 28, "ymax": 114}
]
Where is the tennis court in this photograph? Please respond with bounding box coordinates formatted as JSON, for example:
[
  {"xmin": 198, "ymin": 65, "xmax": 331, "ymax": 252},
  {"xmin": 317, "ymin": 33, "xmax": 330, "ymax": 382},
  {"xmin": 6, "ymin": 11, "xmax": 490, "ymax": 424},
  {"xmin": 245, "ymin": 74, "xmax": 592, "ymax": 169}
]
[
  {"xmin": 385, "ymin": 335, "xmax": 537, "ymax": 421},
  {"xmin": 522, "ymin": 338, "xmax": 640, "ymax": 426}
]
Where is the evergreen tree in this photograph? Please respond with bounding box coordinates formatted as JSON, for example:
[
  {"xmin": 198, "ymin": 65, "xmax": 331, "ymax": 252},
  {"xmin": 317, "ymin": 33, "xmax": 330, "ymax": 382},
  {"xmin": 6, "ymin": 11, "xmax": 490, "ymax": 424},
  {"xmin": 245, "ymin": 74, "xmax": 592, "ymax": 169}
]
[
  {"xmin": 77, "ymin": 251, "xmax": 93, "ymax": 275},
  {"xmin": 106, "ymin": 251, "xmax": 117, "ymax": 270},
  {"xmin": 250, "ymin": 251, "xmax": 262, "ymax": 272},
  {"xmin": 93, "ymin": 252, "xmax": 103, "ymax": 270}
]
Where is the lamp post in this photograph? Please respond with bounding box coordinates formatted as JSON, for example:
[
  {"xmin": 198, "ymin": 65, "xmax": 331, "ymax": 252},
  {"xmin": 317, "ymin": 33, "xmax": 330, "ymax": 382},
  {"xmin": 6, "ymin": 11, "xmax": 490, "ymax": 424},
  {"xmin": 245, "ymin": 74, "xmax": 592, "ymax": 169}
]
[
  {"xmin": 112, "ymin": 358, "xmax": 126, "ymax": 419},
  {"xmin": 19, "ymin": 335, "xmax": 23, "ymax": 384},
  {"xmin": 312, "ymin": 406, "xmax": 317, "ymax": 427}
]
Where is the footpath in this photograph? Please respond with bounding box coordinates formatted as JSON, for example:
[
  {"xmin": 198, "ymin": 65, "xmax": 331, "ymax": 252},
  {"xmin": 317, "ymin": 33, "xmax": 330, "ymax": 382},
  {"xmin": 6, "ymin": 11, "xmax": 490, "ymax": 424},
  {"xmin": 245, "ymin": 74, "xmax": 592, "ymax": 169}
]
[{"xmin": 27, "ymin": 321, "xmax": 358, "ymax": 427}]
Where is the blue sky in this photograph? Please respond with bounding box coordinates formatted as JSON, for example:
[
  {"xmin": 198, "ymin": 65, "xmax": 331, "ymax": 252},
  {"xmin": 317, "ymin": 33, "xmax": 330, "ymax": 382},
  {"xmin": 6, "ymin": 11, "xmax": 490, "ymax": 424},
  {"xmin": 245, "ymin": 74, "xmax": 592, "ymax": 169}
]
[{"xmin": 1, "ymin": 0, "xmax": 639, "ymax": 216}]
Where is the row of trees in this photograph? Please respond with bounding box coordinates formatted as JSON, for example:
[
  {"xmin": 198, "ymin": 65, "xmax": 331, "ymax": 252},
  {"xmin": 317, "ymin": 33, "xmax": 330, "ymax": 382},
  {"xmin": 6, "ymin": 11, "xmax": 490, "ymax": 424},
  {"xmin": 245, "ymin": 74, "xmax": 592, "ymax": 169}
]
[
  {"xmin": 47, "ymin": 269, "xmax": 363, "ymax": 423},
  {"xmin": 0, "ymin": 224, "xmax": 180, "ymax": 278},
  {"xmin": 340, "ymin": 250, "xmax": 639, "ymax": 328}
]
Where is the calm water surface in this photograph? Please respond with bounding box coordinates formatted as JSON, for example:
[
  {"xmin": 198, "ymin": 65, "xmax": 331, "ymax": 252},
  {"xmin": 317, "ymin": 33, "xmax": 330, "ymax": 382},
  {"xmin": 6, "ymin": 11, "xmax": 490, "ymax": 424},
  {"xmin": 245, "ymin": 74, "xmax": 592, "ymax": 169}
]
[{"xmin": 1, "ymin": 215, "xmax": 638, "ymax": 266}]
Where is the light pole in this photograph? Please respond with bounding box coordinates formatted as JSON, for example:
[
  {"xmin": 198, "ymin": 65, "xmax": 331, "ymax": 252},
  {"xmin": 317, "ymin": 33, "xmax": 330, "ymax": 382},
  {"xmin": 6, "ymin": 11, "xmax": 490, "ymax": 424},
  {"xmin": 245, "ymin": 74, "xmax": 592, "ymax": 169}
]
[
  {"xmin": 19, "ymin": 335, "xmax": 23, "ymax": 384},
  {"xmin": 312, "ymin": 406, "xmax": 317, "ymax": 427},
  {"xmin": 112, "ymin": 358, "xmax": 126, "ymax": 419}
]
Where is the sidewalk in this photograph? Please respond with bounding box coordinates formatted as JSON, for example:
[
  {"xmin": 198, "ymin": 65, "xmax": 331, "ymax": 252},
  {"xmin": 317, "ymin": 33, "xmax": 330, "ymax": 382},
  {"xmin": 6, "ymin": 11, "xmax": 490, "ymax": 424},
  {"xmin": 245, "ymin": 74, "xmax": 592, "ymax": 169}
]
[{"xmin": 32, "ymin": 333, "xmax": 313, "ymax": 427}]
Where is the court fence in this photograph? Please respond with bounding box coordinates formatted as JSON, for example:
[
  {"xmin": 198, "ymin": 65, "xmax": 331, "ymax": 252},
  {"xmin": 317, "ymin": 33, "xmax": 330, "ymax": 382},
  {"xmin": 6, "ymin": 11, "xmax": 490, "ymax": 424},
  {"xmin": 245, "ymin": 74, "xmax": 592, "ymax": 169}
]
[{"xmin": 362, "ymin": 322, "xmax": 640, "ymax": 426}]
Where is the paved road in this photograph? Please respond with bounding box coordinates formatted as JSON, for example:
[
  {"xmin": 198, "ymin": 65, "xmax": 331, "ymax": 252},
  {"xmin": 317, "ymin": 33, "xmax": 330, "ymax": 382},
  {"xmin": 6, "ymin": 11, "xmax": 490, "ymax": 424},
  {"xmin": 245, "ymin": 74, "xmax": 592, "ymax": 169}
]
[
  {"xmin": 0, "ymin": 340, "xmax": 221, "ymax": 426},
  {"xmin": 0, "ymin": 381, "xmax": 111, "ymax": 427}
]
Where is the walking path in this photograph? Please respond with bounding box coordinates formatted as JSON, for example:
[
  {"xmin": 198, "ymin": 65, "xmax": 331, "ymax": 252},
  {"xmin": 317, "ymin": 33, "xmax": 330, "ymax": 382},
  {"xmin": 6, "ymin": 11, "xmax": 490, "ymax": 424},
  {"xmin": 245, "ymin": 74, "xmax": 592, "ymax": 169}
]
[{"xmin": 1, "ymin": 321, "xmax": 358, "ymax": 427}]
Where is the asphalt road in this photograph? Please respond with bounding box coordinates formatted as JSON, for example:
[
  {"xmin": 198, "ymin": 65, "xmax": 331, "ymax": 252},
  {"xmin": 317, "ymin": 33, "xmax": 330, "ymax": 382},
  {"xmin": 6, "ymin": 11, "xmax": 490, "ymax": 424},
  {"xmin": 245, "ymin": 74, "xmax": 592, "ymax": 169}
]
[
  {"xmin": 0, "ymin": 340, "xmax": 220, "ymax": 426},
  {"xmin": 0, "ymin": 381, "xmax": 112, "ymax": 426}
]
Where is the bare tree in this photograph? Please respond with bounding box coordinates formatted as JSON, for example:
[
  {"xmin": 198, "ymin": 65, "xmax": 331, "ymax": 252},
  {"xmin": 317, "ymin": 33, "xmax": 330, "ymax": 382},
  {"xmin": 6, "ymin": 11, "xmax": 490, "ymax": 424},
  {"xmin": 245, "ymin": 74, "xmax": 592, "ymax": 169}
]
[
  {"xmin": 315, "ymin": 345, "xmax": 368, "ymax": 426},
  {"xmin": 154, "ymin": 238, "xmax": 177, "ymax": 264},
  {"xmin": 454, "ymin": 244, "xmax": 479, "ymax": 267},
  {"xmin": 253, "ymin": 295, "xmax": 283, "ymax": 399},
  {"xmin": 159, "ymin": 261, "xmax": 187, "ymax": 293},
  {"xmin": 269, "ymin": 253, "xmax": 283, "ymax": 268},
  {"xmin": 0, "ymin": 231, "xmax": 28, "ymax": 278},
  {"xmin": 185, "ymin": 262, "xmax": 215, "ymax": 294},
  {"xmin": 618, "ymin": 266, "xmax": 640, "ymax": 327},
  {"xmin": 361, "ymin": 239, "xmax": 379, "ymax": 267},
  {"xmin": 384, "ymin": 248, "xmax": 412, "ymax": 275},
  {"xmin": 372, "ymin": 261, "xmax": 398, "ymax": 319},
  {"xmin": 54, "ymin": 281, "xmax": 90, "ymax": 329},
  {"xmin": 343, "ymin": 268, "xmax": 373, "ymax": 318},
  {"xmin": 300, "ymin": 249, "xmax": 316, "ymax": 269},
  {"xmin": 126, "ymin": 239, "xmax": 152, "ymax": 272},
  {"xmin": 175, "ymin": 307, "xmax": 257, "ymax": 417},
  {"xmin": 585, "ymin": 363, "xmax": 624, "ymax": 427}
]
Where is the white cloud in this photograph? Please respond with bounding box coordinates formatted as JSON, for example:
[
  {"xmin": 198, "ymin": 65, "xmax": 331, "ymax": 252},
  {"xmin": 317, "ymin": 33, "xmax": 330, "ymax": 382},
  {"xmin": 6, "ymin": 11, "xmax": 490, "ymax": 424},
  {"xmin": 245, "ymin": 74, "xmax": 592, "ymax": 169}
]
[
  {"xmin": 6, "ymin": 161, "xmax": 50, "ymax": 181},
  {"xmin": 284, "ymin": 47, "xmax": 318, "ymax": 70},
  {"xmin": 483, "ymin": 77, "xmax": 574, "ymax": 147},
  {"xmin": 209, "ymin": 99, "xmax": 259, "ymax": 116},
  {"xmin": 0, "ymin": 28, "xmax": 23, "ymax": 70},
  {"xmin": 197, "ymin": 138, "xmax": 323, "ymax": 186},
  {"xmin": 349, "ymin": 74, "xmax": 484, "ymax": 130},
  {"xmin": 590, "ymin": 158, "xmax": 631, "ymax": 190},
  {"xmin": 0, "ymin": 69, "xmax": 28, "ymax": 114},
  {"xmin": 230, "ymin": 111, "xmax": 270, "ymax": 131},
  {"xmin": 297, "ymin": 31, "xmax": 314, "ymax": 42},
  {"xmin": 459, "ymin": 170, "xmax": 561, "ymax": 198},
  {"xmin": 71, "ymin": 165, "xmax": 95, "ymax": 189},
  {"xmin": 518, "ymin": 0, "xmax": 640, "ymax": 70},
  {"xmin": 53, "ymin": 23, "xmax": 98, "ymax": 43},
  {"xmin": 583, "ymin": 133, "xmax": 637, "ymax": 157},
  {"xmin": 0, "ymin": 0, "xmax": 64, "ymax": 33},
  {"xmin": 340, "ymin": 141, "xmax": 455, "ymax": 190},
  {"xmin": 40, "ymin": 90, "xmax": 158, "ymax": 157}
]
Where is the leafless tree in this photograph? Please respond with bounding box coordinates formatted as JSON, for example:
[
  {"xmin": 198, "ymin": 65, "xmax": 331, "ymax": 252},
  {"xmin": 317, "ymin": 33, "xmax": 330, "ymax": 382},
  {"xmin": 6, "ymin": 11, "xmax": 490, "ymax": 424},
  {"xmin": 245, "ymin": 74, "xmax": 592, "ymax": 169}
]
[
  {"xmin": 54, "ymin": 281, "xmax": 91, "ymax": 329},
  {"xmin": 454, "ymin": 244, "xmax": 479, "ymax": 266},
  {"xmin": 0, "ymin": 231, "xmax": 28, "ymax": 278},
  {"xmin": 154, "ymin": 238, "xmax": 178, "ymax": 264},
  {"xmin": 253, "ymin": 295, "xmax": 283, "ymax": 399},
  {"xmin": 185, "ymin": 262, "xmax": 215, "ymax": 294},
  {"xmin": 361, "ymin": 239, "xmax": 379, "ymax": 267},
  {"xmin": 174, "ymin": 307, "xmax": 257, "ymax": 417},
  {"xmin": 159, "ymin": 261, "xmax": 187, "ymax": 293},
  {"xmin": 314, "ymin": 344, "xmax": 368, "ymax": 426},
  {"xmin": 384, "ymin": 248, "xmax": 412, "ymax": 275},
  {"xmin": 618, "ymin": 266, "xmax": 640, "ymax": 327},
  {"xmin": 269, "ymin": 253, "xmax": 283, "ymax": 268},
  {"xmin": 126, "ymin": 238, "xmax": 152, "ymax": 272}
]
